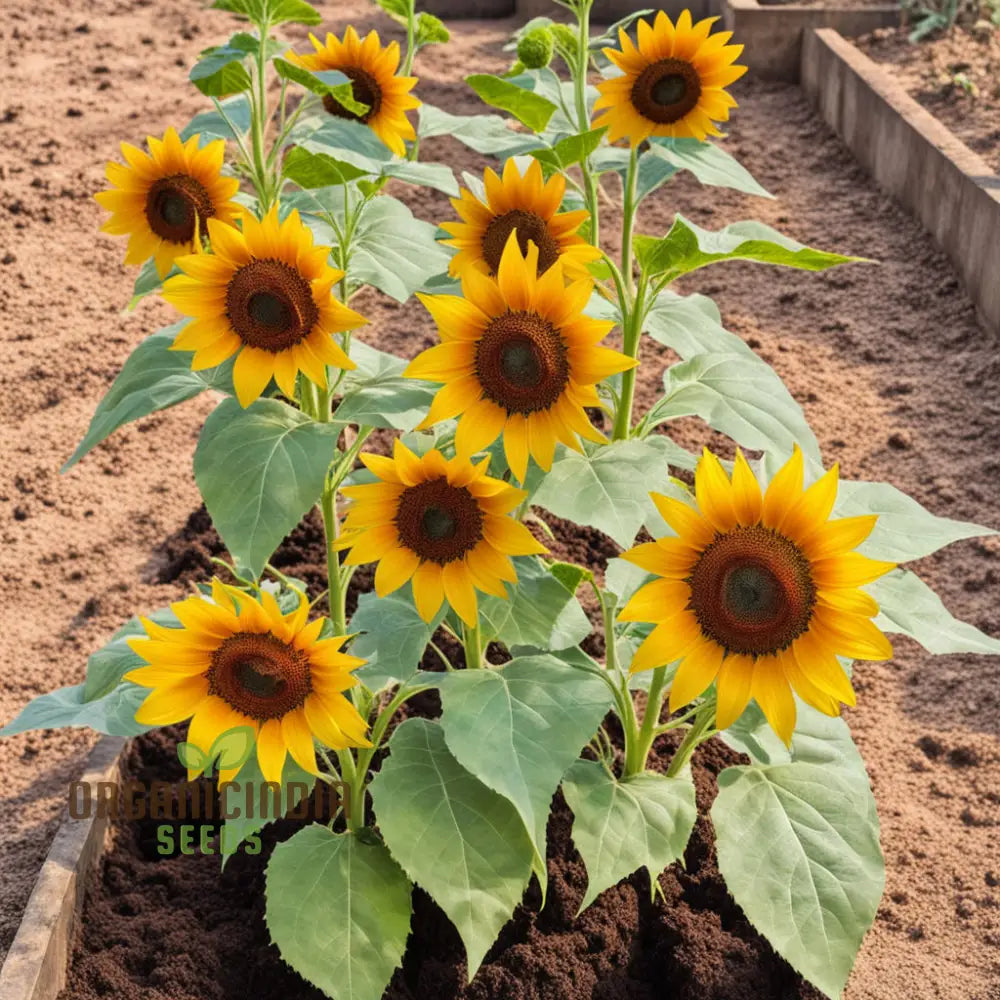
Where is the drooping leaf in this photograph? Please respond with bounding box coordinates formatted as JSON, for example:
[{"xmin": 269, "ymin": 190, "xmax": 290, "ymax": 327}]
[
  {"xmin": 63, "ymin": 323, "xmax": 234, "ymax": 472},
  {"xmin": 418, "ymin": 103, "xmax": 542, "ymax": 157},
  {"xmin": 0, "ymin": 683, "xmax": 154, "ymax": 738},
  {"xmin": 282, "ymin": 145, "xmax": 370, "ymax": 187},
  {"xmin": 181, "ymin": 95, "xmax": 253, "ymax": 143},
  {"xmin": 265, "ymin": 0, "xmax": 322, "ymax": 25},
  {"xmin": 369, "ymin": 719, "xmax": 534, "ymax": 977},
  {"xmin": 465, "ymin": 73, "xmax": 558, "ymax": 133},
  {"xmin": 834, "ymin": 479, "xmax": 996, "ymax": 562},
  {"xmin": 642, "ymin": 289, "xmax": 757, "ymax": 359},
  {"xmin": 436, "ymin": 654, "xmax": 613, "ymax": 865},
  {"xmin": 634, "ymin": 215, "xmax": 862, "ymax": 283},
  {"xmin": 868, "ymin": 570, "xmax": 1000, "ymax": 655},
  {"xmin": 193, "ymin": 397, "xmax": 341, "ymax": 579},
  {"xmin": 712, "ymin": 761, "xmax": 884, "ymax": 999},
  {"xmin": 266, "ymin": 824, "xmax": 412, "ymax": 1000},
  {"xmin": 531, "ymin": 439, "xmax": 675, "ymax": 547},
  {"xmin": 273, "ymin": 60, "xmax": 369, "ymax": 117},
  {"xmin": 189, "ymin": 43, "xmax": 253, "ymax": 98},
  {"xmin": 647, "ymin": 138, "xmax": 774, "ymax": 198},
  {"xmin": 530, "ymin": 127, "xmax": 607, "ymax": 172},
  {"xmin": 562, "ymin": 760, "xmax": 697, "ymax": 911}
]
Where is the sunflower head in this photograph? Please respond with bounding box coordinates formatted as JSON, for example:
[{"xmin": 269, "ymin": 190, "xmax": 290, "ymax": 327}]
[
  {"xmin": 620, "ymin": 447, "xmax": 896, "ymax": 744},
  {"xmin": 124, "ymin": 582, "xmax": 370, "ymax": 785},
  {"xmin": 95, "ymin": 127, "xmax": 241, "ymax": 278},
  {"xmin": 405, "ymin": 233, "xmax": 635, "ymax": 482},
  {"xmin": 162, "ymin": 205, "xmax": 365, "ymax": 407},
  {"xmin": 593, "ymin": 10, "xmax": 746, "ymax": 145},
  {"xmin": 336, "ymin": 440, "xmax": 546, "ymax": 627},
  {"xmin": 285, "ymin": 27, "xmax": 420, "ymax": 157},
  {"xmin": 441, "ymin": 158, "xmax": 601, "ymax": 282}
]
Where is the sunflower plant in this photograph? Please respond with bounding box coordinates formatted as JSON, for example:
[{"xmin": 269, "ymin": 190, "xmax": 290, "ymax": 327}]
[{"xmin": 4, "ymin": 2, "xmax": 1000, "ymax": 999}]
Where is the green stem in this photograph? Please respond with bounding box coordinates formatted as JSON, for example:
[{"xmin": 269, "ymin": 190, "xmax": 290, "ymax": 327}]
[
  {"xmin": 666, "ymin": 703, "xmax": 716, "ymax": 779},
  {"xmin": 620, "ymin": 144, "xmax": 638, "ymax": 288},
  {"xmin": 335, "ymin": 748, "xmax": 365, "ymax": 831},
  {"xmin": 623, "ymin": 664, "xmax": 667, "ymax": 777},
  {"xmin": 402, "ymin": 1, "xmax": 417, "ymax": 76},
  {"xmin": 573, "ymin": 0, "xmax": 599, "ymax": 247},
  {"xmin": 462, "ymin": 619, "xmax": 483, "ymax": 669},
  {"xmin": 250, "ymin": 18, "xmax": 274, "ymax": 210},
  {"xmin": 320, "ymin": 484, "xmax": 347, "ymax": 636},
  {"xmin": 611, "ymin": 276, "xmax": 646, "ymax": 441}
]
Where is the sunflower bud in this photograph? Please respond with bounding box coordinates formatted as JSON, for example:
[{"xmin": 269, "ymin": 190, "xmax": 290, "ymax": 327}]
[
  {"xmin": 517, "ymin": 27, "xmax": 554, "ymax": 70},
  {"xmin": 549, "ymin": 23, "xmax": 580, "ymax": 65}
]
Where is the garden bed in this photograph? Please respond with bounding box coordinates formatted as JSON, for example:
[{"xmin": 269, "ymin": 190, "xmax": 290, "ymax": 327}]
[
  {"xmin": 856, "ymin": 23, "xmax": 1000, "ymax": 172},
  {"xmin": 3, "ymin": 1, "xmax": 1000, "ymax": 999}
]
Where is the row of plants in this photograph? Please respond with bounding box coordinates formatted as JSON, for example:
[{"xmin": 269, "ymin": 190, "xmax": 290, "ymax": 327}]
[{"xmin": 6, "ymin": 1, "xmax": 1000, "ymax": 998}]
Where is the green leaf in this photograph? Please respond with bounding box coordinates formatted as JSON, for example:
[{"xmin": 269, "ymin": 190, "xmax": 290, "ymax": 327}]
[
  {"xmin": 415, "ymin": 11, "xmax": 449, "ymax": 47},
  {"xmin": 418, "ymin": 103, "xmax": 542, "ymax": 157},
  {"xmin": 221, "ymin": 752, "xmax": 317, "ymax": 861},
  {"xmin": 266, "ymin": 825, "xmax": 412, "ymax": 1000},
  {"xmin": 834, "ymin": 479, "xmax": 996, "ymax": 562},
  {"xmin": 634, "ymin": 215, "xmax": 861, "ymax": 282},
  {"xmin": 82, "ymin": 608, "xmax": 181, "ymax": 701},
  {"xmin": 562, "ymin": 760, "xmax": 697, "ymax": 912},
  {"xmin": 465, "ymin": 73, "xmax": 558, "ymax": 133},
  {"xmin": 266, "ymin": 0, "xmax": 322, "ymax": 24},
  {"xmin": 181, "ymin": 95, "xmax": 252, "ymax": 143},
  {"xmin": 436, "ymin": 654, "xmax": 613, "ymax": 866},
  {"xmin": 477, "ymin": 556, "xmax": 592, "ymax": 651},
  {"xmin": 651, "ymin": 352, "xmax": 822, "ymax": 463},
  {"xmin": 591, "ymin": 145, "xmax": 678, "ymax": 204},
  {"xmin": 177, "ymin": 742, "xmax": 210, "ymax": 772},
  {"xmin": 530, "ymin": 127, "xmax": 607, "ymax": 172},
  {"xmin": 282, "ymin": 145, "xmax": 369, "ymax": 187},
  {"xmin": 350, "ymin": 587, "xmax": 445, "ymax": 692},
  {"xmin": 127, "ymin": 257, "xmax": 164, "ymax": 308},
  {"xmin": 712, "ymin": 762, "xmax": 884, "ymax": 999},
  {"xmin": 0, "ymin": 683, "xmax": 154, "ymax": 738},
  {"xmin": 273, "ymin": 60, "xmax": 369, "ymax": 117},
  {"xmin": 63, "ymin": 323, "xmax": 234, "ymax": 472},
  {"xmin": 642, "ymin": 289, "xmax": 757, "ymax": 360},
  {"xmin": 193, "ymin": 397, "xmax": 341, "ymax": 579},
  {"xmin": 374, "ymin": 0, "xmax": 412, "ymax": 18},
  {"xmin": 648, "ymin": 138, "xmax": 774, "ymax": 198},
  {"xmin": 190, "ymin": 43, "xmax": 253, "ymax": 98},
  {"xmin": 348, "ymin": 196, "xmax": 452, "ymax": 302},
  {"xmin": 369, "ymin": 719, "xmax": 534, "ymax": 977},
  {"xmin": 210, "ymin": 725, "xmax": 257, "ymax": 770},
  {"xmin": 869, "ymin": 569, "xmax": 1000, "ymax": 654},
  {"xmin": 335, "ymin": 341, "xmax": 437, "ymax": 429},
  {"xmin": 531, "ymin": 439, "xmax": 675, "ymax": 547}
]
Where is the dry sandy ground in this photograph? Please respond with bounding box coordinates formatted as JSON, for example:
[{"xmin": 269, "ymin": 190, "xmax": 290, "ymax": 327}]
[{"xmin": 1, "ymin": 1, "xmax": 999, "ymax": 998}]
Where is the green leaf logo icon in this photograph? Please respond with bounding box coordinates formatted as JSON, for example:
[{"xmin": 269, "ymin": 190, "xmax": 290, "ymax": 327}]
[
  {"xmin": 210, "ymin": 725, "xmax": 257, "ymax": 771},
  {"xmin": 177, "ymin": 741, "xmax": 210, "ymax": 775}
]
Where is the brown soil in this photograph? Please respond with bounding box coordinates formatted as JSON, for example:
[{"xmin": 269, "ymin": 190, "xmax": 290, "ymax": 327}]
[
  {"xmin": 3, "ymin": 0, "xmax": 1000, "ymax": 997},
  {"xmin": 857, "ymin": 23, "xmax": 1000, "ymax": 171}
]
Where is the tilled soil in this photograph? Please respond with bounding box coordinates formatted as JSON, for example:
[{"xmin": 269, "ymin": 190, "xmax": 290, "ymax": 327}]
[
  {"xmin": 3, "ymin": 0, "xmax": 1000, "ymax": 998},
  {"xmin": 857, "ymin": 23, "xmax": 1000, "ymax": 171}
]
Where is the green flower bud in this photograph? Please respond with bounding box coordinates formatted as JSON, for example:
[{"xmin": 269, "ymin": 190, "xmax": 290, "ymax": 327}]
[
  {"xmin": 549, "ymin": 22, "xmax": 580, "ymax": 64},
  {"xmin": 517, "ymin": 27, "xmax": 555, "ymax": 70}
]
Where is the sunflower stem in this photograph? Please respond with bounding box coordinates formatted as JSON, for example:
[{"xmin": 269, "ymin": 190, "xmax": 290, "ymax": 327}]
[
  {"xmin": 462, "ymin": 620, "xmax": 484, "ymax": 669},
  {"xmin": 665, "ymin": 702, "xmax": 716, "ymax": 779},
  {"xmin": 573, "ymin": 0, "xmax": 600, "ymax": 248},
  {"xmin": 610, "ymin": 274, "xmax": 646, "ymax": 440},
  {"xmin": 335, "ymin": 748, "xmax": 365, "ymax": 831},
  {"xmin": 320, "ymin": 483, "xmax": 348, "ymax": 637},
  {"xmin": 620, "ymin": 143, "xmax": 638, "ymax": 290},
  {"xmin": 623, "ymin": 664, "xmax": 668, "ymax": 777}
]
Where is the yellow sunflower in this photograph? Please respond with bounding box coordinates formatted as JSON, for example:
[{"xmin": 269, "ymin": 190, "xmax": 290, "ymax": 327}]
[
  {"xmin": 405, "ymin": 233, "xmax": 635, "ymax": 482},
  {"xmin": 285, "ymin": 27, "xmax": 420, "ymax": 157},
  {"xmin": 441, "ymin": 158, "xmax": 601, "ymax": 281},
  {"xmin": 162, "ymin": 205, "xmax": 365, "ymax": 408},
  {"xmin": 95, "ymin": 127, "xmax": 241, "ymax": 278},
  {"xmin": 620, "ymin": 447, "xmax": 896, "ymax": 744},
  {"xmin": 336, "ymin": 440, "xmax": 546, "ymax": 627},
  {"xmin": 593, "ymin": 11, "xmax": 746, "ymax": 145},
  {"xmin": 124, "ymin": 581, "xmax": 370, "ymax": 785}
]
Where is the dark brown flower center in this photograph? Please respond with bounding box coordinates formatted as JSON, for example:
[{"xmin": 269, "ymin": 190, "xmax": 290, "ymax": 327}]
[
  {"xmin": 144, "ymin": 173, "xmax": 216, "ymax": 245},
  {"xmin": 631, "ymin": 57, "xmax": 702, "ymax": 124},
  {"xmin": 688, "ymin": 525, "xmax": 816, "ymax": 656},
  {"xmin": 322, "ymin": 66, "xmax": 382, "ymax": 124},
  {"xmin": 207, "ymin": 631, "xmax": 312, "ymax": 721},
  {"xmin": 481, "ymin": 210, "xmax": 560, "ymax": 276},
  {"xmin": 395, "ymin": 477, "xmax": 484, "ymax": 564},
  {"xmin": 475, "ymin": 311, "xmax": 569, "ymax": 415},
  {"xmin": 226, "ymin": 258, "xmax": 319, "ymax": 352}
]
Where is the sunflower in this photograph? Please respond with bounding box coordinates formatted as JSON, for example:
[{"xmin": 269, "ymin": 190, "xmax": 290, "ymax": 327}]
[
  {"xmin": 405, "ymin": 233, "xmax": 635, "ymax": 482},
  {"xmin": 95, "ymin": 127, "xmax": 241, "ymax": 279},
  {"xmin": 593, "ymin": 11, "xmax": 746, "ymax": 145},
  {"xmin": 441, "ymin": 159, "xmax": 601, "ymax": 282},
  {"xmin": 162, "ymin": 205, "xmax": 364, "ymax": 408},
  {"xmin": 285, "ymin": 27, "xmax": 420, "ymax": 157},
  {"xmin": 336, "ymin": 440, "xmax": 546, "ymax": 627},
  {"xmin": 124, "ymin": 582, "xmax": 370, "ymax": 785},
  {"xmin": 620, "ymin": 447, "xmax": 896, "ymax": 744}
]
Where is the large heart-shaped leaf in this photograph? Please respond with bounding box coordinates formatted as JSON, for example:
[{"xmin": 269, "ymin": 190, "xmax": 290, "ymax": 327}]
[
  {"xmin": 266, "ymin": 824, "xmax": 412, "ymax": 1000},
  {"xmin": 336, "ymin": 341, "xmax": 437, "ymax": 430},
  {"xmin": 193, "ymin": 397, "xmax": 341, "ymax": 579}
]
